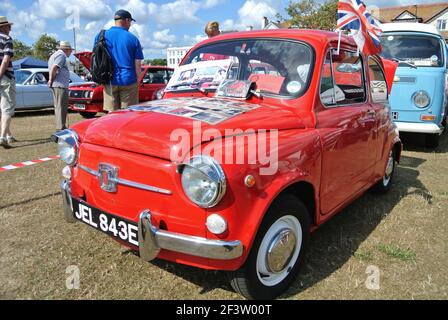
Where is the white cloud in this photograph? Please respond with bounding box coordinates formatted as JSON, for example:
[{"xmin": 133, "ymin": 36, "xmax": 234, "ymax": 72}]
[
  {"xmin": 203, "ymin": 0, "xmax": 225, "ymax": 8},
  {"xmin": 238, "ymin": 0, "xmax": 277, "ymax": 29},
  {"xmin": 156, "ymin": 0, "xmax": 202, "ymax": 25},
  {"xmin": 153, "ymin": 29, "xmax": 177, "ymax": 43},
  {"xmin": 35, "ymin": 0, "xmax": 112, "ymax": 21}
]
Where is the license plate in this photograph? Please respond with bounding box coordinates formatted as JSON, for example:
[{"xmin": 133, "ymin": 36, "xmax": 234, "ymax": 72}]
[
  {"xmin": 74, "ymin": 104, "xmax": 86, "ymax": 110},
  {"xmin": 71, "ymin": 198, "xmax": 139, "ymax": 247}
]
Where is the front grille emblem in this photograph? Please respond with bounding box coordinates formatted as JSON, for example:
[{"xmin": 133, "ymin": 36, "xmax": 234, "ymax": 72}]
[{"xmin": 98, "ymin": 163, "xmax": 118, "ymax": 193}]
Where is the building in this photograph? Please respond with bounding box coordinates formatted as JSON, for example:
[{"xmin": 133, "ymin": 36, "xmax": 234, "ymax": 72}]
[
  {"xmin": 167, "ymin": 46, "xmax": 191, "ymax": 68},
  {"xmin": 370, "ymin": 2, "xmax": 448, "ymax": 40}
]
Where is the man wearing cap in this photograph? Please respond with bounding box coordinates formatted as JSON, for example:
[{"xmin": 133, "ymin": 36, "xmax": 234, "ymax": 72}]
[
  {"xmin": 48, "ymin": 41, "xmax": 74, "ymax": 131},
  {"xmin": 94, "ymin": 9, "xmax": 144, "ymax": 111},
  {"xmin": 0, "ymin": 16, "xmax": 16, "ymax": 148}
]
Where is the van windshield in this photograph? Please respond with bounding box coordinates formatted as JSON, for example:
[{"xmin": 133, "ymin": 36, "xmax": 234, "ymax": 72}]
[{"xmin": 380, "ymin": 34, "xmax": 443, "ymax": 67}]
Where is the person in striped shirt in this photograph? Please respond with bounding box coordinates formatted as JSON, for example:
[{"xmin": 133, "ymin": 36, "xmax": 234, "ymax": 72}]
[{"xmin": 0, "ymin": 16, "xmax": 16, "ymax": 149}]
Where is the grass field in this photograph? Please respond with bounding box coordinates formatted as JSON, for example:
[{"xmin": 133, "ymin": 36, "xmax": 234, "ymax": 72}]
[{"xmin": 0, "ymin": 110, "xmax": 447, "ymax": 300}]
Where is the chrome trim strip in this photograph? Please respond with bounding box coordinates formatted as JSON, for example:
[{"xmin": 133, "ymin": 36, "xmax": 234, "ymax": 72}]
[
  {"xmin": 138, "ymin": 210, "xmax": 243, "ymax": 261},
  {"xmin": 79, "ymin": 164, "xmax": 172, "ymax": 195}
]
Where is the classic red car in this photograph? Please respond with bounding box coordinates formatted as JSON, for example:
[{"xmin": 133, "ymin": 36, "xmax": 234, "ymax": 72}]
[
  {"xmin": 53, "ymin": 30, "xmax": 401, "ymax": 299},
  {"xmin": 69, "ymin": 51, "xmax": 174, "ymax": 118}
]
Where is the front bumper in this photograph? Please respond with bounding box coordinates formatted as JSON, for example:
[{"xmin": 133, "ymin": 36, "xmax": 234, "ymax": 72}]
[
  {"xmin": 60, "ymin": 180, "xmax": 243, "ymax": 261},
  {"xmin": 395, "ymin": 121, "xmax": 443, "ymax": 134}
]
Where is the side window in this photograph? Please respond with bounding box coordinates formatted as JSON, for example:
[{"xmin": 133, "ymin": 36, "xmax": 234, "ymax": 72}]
[
  {"xmin": 331, "ymin": 50, "xmax": 365, "ymax": 104},
  {"xmin": 143, "ymin": 69, "xmax": 168, "ymax": 84},
  {"xmin": 34, "ymin": 73, "xmax": 47, "ymax": 84},
  {"xmin": 368, "ymin": 58, "xmax": 388, "ymax": 103},
  {"xmin": 320, "ymin": 52, "xmax": 337, "ymax": 106}
]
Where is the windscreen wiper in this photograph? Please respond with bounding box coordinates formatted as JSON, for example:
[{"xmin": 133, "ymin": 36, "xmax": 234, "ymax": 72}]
[{"xmin": 392, "ymin": 58, "xmax": 417, "ymax": 69}]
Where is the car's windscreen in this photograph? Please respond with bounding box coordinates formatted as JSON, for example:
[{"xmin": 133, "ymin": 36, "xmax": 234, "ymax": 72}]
[
  {"xmin": 174, "ymin": 39, "xmax": 313, "ymax": 98},
  {"xmin": 380, "ymin": 34, "xmax": 443, "ymax": 67},
  {"xmin": 14, "ymin": 70, "xmax": 32, "ymax": 84}
]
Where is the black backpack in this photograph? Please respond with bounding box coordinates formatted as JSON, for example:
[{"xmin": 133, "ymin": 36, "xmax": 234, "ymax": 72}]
[{"xmin": 91, "ymin": 30, "xmax": 114, "ymax": 84}]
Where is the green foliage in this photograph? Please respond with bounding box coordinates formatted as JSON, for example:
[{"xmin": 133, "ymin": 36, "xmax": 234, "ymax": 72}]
[
  {"xmin": 142, "ymin": 58, "xmax": 167, "ymax": 66},
  {"xmin": 377, "ymin": 244, "xmax": 416, "ymax": 262},
  {"xmin": 12, "ymin": 39, "xmax": 33, "ymax": 60},
  {"xmin": 354, "ymin": 250, "xmax": 373, "ymax": 261},
  {"xmin": 33, "ymin": 34, "xmax": 58, "ymax": 61},
  {"xmin": 278, "ymin": 0, "xmax": 338, "ymax": 31}
]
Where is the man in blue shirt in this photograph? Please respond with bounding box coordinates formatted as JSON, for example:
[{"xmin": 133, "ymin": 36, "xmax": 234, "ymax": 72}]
[{"xmin": 94, "ymin": 10, "xmax": 144, "ymax": 111}]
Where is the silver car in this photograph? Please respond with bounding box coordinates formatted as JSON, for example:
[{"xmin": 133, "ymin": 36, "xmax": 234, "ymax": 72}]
[{"xmin": 14, "ymin": 68, "xmax": 85, "ymax": 109}]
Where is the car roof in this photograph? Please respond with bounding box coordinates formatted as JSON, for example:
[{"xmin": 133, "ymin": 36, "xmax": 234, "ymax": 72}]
[
  {"xmin": 195, "ymin": 29, "xmax": 357, "ymax": 50},
  {"xmin": 381, "ymin": 23, "xmax": 441, "ymax": 36}
]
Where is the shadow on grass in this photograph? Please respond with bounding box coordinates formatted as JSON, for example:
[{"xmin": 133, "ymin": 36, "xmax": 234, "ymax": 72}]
[
  {"xmin": 0, "ymin": 192, "xmax": 61, "ymax": 210},
  {"xmin": 138, "ymin": 150, "xmax": 433, "ymax": 298},
  {"xmin": 8, "ymin": 138, "xmax": 52, "ymax": 149}
]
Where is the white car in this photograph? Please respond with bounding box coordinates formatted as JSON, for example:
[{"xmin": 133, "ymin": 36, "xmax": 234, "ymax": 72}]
[{"xmin": 14, "ymin": 68, "xmax": 85, "ymax": 109}]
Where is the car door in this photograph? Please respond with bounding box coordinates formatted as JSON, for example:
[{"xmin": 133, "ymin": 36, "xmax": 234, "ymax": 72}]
[
  {"xmin": 22, "ymin": 72, "xmax": 53, "ymax": 108},
  {"xmin": 140, "ymin": 68, "xmax": 168, "ymax": 101},
  {"xmin": 316, "ymin": 49, "xmax": 378, "ymax": 215},
  {"xmin": 368, "ymin": 57, "xmax": 390, "ymax": 164}
]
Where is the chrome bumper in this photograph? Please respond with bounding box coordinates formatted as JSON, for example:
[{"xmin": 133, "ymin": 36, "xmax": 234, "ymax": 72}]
[
  {"xmin": 395, "ymin": 122, "xmax": 443, "ymax": 134},
  {"xmin": 60, "ymin": 180, "xmax": 243, "ymax": 261}
]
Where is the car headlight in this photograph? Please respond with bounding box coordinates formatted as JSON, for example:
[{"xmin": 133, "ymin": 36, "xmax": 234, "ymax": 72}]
[
  {"xmin": 179, "ymin": 156, "xmax": 226, "ymax": 208},
  {"xmin": 52, "ymin": 129, "xmax": 79, "ymax": 166},
  {"xmin": 84, "ymin": 90, "xmax": 93, "ymax": 99},
  {"xmin": 413, "ymin": 91, "xmax": 430, "ymax": 108}
]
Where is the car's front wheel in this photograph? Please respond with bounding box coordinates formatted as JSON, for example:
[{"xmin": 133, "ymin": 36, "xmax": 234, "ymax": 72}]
[
  {"xmin": 372, "ymin": 149, "xmax": 396, "ymax": 194},
  {"xmin": 228, "ymin": 194, "xmax": 310, "ymax": 299}
]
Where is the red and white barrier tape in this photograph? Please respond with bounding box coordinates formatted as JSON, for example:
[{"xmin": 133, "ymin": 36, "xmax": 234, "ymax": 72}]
[{"xmin": 0, "ymin": 155, "xmax": 60, "ymax": 172}]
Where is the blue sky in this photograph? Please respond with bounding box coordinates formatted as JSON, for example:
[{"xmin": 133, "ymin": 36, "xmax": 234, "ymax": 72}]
[{"xmin": 1, "ymin": 0, "xmax": 445, "ymax": 59}]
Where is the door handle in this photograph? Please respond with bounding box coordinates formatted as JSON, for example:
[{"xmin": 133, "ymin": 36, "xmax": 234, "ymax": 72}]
[{"xmin": 366, "ymin": 110, "xmax": 376, "ymax": 117}]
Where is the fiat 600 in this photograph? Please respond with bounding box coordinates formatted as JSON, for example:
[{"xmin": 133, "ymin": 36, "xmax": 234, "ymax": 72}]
[{"xmin": 53, "ymin": 30, "xmax": 401, "ymax": 299}]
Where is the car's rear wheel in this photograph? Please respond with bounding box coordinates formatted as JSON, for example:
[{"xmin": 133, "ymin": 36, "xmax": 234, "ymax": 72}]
[
  {"xmin": 425, "ymin": 133, "xmax": 440, "ymax": 148},
  {"xmin": 228, "ymin": 194, "xmax": 310, "ymax": 300},
  {"xmin": 372, "ymin": 149, "xmax": 396, "ymax": 194},
  {"xmin": 80, "ymin": 112, "xmax": 97, "ymax": 119}
]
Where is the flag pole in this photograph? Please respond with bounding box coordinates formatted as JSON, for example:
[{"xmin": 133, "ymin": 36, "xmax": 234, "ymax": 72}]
[{"xmin": 336, "ymin": 30, "xmax": 342, "ymax": 55}]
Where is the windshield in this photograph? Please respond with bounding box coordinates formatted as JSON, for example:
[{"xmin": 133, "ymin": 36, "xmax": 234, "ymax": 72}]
[
  {"xmin": 14, "ymin": 70, "xmax": 32, "ymax": 84},
  {"xmin": 380, "ymin": 34, "xmax": 443, "ymax": 67},
  {"xmin": 167, "ymin": 39, "xmax": 313, "ymax": 98}
]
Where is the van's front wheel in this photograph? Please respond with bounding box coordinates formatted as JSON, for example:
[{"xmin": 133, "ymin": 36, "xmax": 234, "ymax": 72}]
[
  {"xmin": 425, "ymin": 133, "xmax": 440, "ymax": 148},
  {"xmin": 228, "ymin": 195, "xmax": 310, "ymax": 299}
]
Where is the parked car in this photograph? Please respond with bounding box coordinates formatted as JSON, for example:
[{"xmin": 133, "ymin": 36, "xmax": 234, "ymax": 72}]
[
  {"xmin": 69, "ymin": 51, "xmax": 174, "ymax": 118},
  {"xmin": 380, "ymin": 23, "xmax": 448, "ymax": 148},
  {"xmin": 14, "ymin": 68, "xmax": 84, "ymax": 110},
  {"xmin": 53, "ymin": 30, "xmax": 401, "ymax": 299}
]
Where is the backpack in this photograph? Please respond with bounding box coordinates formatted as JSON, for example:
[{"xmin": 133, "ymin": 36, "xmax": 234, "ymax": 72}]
[{"xmin": 91, "ymin": 30, "xmax": 114, "ymax": 84}]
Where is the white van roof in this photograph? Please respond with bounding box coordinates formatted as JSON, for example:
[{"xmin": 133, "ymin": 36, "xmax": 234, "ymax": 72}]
[{"xmin": 381, "ymin": 23, "xmax": 441, "ymax": 36}]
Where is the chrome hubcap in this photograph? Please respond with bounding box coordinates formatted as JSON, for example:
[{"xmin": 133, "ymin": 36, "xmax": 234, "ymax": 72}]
[
  {"xmin": 266, "ymin": 229, "xmax": 296, "ymax": 273},
  {"xmin": 383, "ymin": 151, "xmax": 394, "ymax": 186},
  {"xmin": 256, "ymin": 215, "xmax": 302, "ymax": 287}
]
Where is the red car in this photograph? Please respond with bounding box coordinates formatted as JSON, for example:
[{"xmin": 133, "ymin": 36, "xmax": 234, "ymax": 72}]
[
  {"xmin": 53, "ymin": 30, "xmax": 401, "ymax": 299},
  {"xmin": 69, "ymin": 51, "xmax": 174, "ymax": 118}
]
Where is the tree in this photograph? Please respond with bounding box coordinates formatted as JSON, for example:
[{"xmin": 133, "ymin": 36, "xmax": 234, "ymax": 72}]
[
  {"xmin": 12, "ymin": 39, "xmax": 33, "ymax": 60},
  {"xmin": 278, "ymin": 0, "xmax": 338, "ymax": 31},
  {"xmin": 33, "ymin": 34, "xmax": 58, "ymax": 61},
  {"xmin": 151, "ymin": 58, "xmax": 167, "ymax": 66}
]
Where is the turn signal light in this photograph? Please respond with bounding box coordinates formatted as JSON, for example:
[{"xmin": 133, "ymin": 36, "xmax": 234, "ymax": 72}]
[{"xmin": 421, "ymin": 115, "xmax": 436, "ymax": 121}]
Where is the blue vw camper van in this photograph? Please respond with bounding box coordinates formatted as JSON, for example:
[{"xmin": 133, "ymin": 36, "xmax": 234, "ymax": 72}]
[{"xmin": 381, "ymin": 23, "xmax": 447, "ymax": 148}]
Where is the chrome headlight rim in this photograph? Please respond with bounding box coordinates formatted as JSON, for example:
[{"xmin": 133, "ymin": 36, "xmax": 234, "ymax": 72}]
[
  {"xmin": 412, "ymin": 90, "xmax": 431, "ymax": 109},
  {"xmin": 53, "ymin": 129, "xmax": 79, "ymax": 167},
  {"xmin": 178, "ymin": 155, "xmax": 226, "ymax": 208}
]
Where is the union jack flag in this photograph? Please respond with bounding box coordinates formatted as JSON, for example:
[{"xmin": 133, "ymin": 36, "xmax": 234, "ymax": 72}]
[{"xmin": 336, "ymin": 0, "xmax": 382, "ymax": 55}]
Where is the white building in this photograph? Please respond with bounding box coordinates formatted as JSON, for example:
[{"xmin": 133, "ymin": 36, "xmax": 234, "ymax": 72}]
[{"xmin": 167, "ymin": 46, "xmax": 191, "ymax": 68}]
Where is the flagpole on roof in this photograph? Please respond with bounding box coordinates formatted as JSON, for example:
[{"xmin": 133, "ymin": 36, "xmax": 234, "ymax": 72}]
[{"xmin": 336, "ymin": 30, "xmax": 342, "ymax": 55}]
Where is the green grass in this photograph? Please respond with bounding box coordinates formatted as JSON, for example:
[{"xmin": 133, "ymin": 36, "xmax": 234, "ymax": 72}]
[
  {"xmin": 377, "ymin": 244, "xmax": 416, "ymax": 262},
  {"xmin": 354, "ymin": 250, "xmax": 373, "ymax": 261}
]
